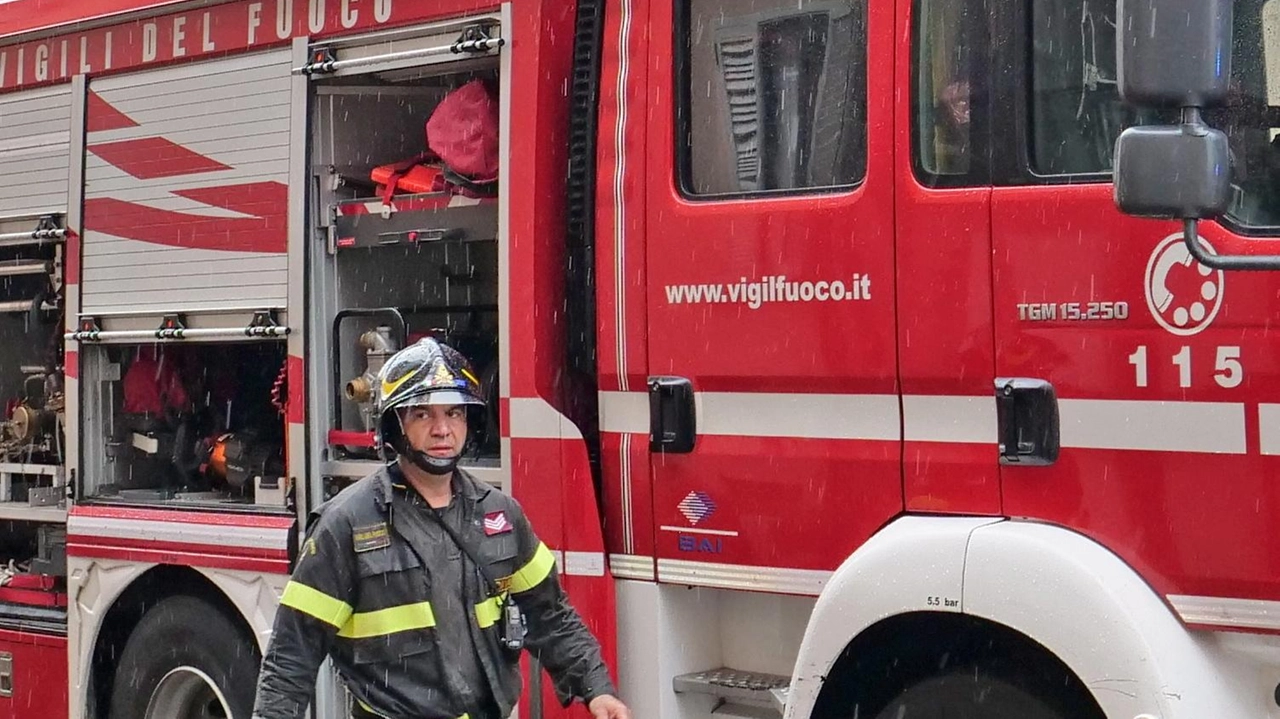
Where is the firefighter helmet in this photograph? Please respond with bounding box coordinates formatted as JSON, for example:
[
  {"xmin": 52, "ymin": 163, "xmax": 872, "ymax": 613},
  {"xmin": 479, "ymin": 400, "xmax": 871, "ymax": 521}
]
[{"xmin": 375, "ymin": 337, "xmax": 485, "ymax": 474}]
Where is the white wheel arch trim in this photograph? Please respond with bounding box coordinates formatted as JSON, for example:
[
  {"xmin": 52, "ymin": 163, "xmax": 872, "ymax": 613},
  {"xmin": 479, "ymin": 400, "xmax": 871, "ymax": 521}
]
[
  {"xmin": 784, "ymin": 517, "xmax": 1258, "ymax": 719},
  {"xmin": 67, "ymin": 557, "xmax": 288, "ymax": 719}
]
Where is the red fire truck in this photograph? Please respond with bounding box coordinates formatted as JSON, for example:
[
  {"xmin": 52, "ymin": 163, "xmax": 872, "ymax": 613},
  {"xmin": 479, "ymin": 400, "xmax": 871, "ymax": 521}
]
[{"xmin": 0, "ymin": 0, "xmax": 1275, "ymax": 717}]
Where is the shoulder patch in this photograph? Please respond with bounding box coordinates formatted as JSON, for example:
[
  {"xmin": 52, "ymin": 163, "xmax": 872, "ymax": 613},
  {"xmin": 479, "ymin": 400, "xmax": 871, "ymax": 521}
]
[
  {"xmin": 483, "ymin": 511, "xmax": 513, "ymax": 536},
  {"xmin": 352, "ymin": 522, "xmax": 391, "ymax": 553}
]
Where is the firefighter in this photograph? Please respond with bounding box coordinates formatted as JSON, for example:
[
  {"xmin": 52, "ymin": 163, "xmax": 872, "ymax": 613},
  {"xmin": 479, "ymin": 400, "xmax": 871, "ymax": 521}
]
[{"xmin": 251, "ymin": 337, "xmax": 629, "ymax": 719}]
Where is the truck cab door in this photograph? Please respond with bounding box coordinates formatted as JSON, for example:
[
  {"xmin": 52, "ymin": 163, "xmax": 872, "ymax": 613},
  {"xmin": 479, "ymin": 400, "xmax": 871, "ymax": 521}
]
[
  {"xmin": 988, "ymin": 0, "xmax": 1280, "ymax": 628},
  {"xmin": 636, "ymin": 0, "xmax": 901, "ymax": 591}
]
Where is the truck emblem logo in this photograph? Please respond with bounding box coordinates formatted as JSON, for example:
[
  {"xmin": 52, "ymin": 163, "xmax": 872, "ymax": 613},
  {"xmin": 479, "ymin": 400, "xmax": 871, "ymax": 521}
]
[
  {"xmin": 1144, "ymin": 232, "xmax": 1224, "ymax": 337},
  {"xmin": 677, "ymin": 491, "xmax": 717, "ymax": 526}
]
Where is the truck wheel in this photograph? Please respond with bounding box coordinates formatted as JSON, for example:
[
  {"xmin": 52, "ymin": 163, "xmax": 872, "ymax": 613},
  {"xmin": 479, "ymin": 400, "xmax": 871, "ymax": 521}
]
[
  {"xmin": 873, "ymin": 668, "xmax": 1072, "ymax": 719},
  {"xmin": 108, "ymin": 595, "xmax": 260, "ymax": 719}
]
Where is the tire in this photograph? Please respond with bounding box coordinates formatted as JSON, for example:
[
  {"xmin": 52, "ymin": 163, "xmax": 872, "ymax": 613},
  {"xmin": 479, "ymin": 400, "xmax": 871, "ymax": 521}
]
[
  {"xmin": 871, "ymin": 664, "xmax": 1090, "ymax": 719},
  {"xmin": 108, "ymin": 595, "xmax": 261, "ymax": 719}
]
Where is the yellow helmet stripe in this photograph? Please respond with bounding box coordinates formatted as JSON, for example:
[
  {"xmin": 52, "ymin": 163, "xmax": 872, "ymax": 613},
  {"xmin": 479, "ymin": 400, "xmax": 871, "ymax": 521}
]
[{"xmin": 380, "ymin": 367, "xmax": 419, "ymax": 400}]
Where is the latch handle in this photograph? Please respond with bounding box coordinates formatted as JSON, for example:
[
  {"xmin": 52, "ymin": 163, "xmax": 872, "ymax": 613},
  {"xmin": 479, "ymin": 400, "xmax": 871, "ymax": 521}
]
[
  {"xmin": 648, "ymin": 376, "xmax": 696, "ymax": 453},
  {"xmin": 995, "ymin": 378, "xmax": 1060, "ymax": 466}
]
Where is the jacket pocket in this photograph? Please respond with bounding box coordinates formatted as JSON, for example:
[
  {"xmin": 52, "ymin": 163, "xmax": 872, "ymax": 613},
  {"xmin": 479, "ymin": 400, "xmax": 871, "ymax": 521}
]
[
  {"xmin": 349, "ymin": 545, "xmax": 436, "ymax": 664},
  {"xmin": 354, "ymin": 543, "xmax": 421, "ymax": 578},
  {"xmin": 350, "ymin": 621, "xmax": 436, "ymax": 664}
]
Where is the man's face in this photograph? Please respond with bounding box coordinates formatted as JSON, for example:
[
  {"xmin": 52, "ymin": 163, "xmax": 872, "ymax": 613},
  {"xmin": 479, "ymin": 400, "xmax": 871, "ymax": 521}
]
[
  {"xmin": 399, "ymin": 403, "xmax": 467, "ymax": 458},
  {"xmin": 941, "ymin": 80, "xmax": 970, "ymax": 126}
]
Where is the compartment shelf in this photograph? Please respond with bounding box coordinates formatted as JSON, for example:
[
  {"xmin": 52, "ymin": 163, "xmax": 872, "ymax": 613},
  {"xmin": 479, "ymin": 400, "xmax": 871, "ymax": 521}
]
[{"xmin": 333, "ymin": 191, "xmax": 497, "ymax": 250}]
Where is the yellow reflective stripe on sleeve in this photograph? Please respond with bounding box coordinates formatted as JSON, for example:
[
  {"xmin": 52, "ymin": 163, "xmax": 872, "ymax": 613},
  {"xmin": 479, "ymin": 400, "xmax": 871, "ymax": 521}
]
[
  {"xmin": 475, "ymin": 595, "xmax": 504, "ymax": 628},
  {"xmin": 280, "ymin": 581, "xmax": 353, "ymax": 629},
  {"xmin": 507, "ymin": 542, "xmax": 556, "ymax": 594},
  {"xmin": 356, "ymin": 698, "xmax": 391, "ymax": 718},
  {"xmin": 337, "ymin": 601, "xmax": 436, "ymax": 639}
]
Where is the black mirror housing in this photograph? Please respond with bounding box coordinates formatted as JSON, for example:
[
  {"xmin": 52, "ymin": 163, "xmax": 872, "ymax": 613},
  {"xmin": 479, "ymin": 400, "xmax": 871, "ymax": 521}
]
[
  {"xmin": 1118, "ymin": 0, "xmax": 1233, "ymax": 108},
  {"xmin": 1114, "ymin": 124, "xmax": 1232, "ymax": 219}
]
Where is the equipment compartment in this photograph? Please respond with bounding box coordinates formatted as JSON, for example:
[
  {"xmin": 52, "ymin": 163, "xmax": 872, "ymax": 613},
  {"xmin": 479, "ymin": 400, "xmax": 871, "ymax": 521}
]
[
  {"xmin": 317, "ymin": 61, "xmax": 500, "ymax": 255},
  {"xmin": 311, "ymin": 54, "xmax": 502, "ymax": 479},
  {"xmin": 0, "ymin": 214, "xmax": 67, "ymax": 520},
  {"xmin": 80, "ymin": 341, "xmax": 288, "ymax": 509}
]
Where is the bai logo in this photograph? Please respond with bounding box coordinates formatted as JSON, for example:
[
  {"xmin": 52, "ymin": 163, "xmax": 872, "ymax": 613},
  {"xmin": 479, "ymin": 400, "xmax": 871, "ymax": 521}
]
[
  {"xmin": 675, "ymin": 491, "xmax": 727, "ymax": 555},
  {"xmin": 1144, "ymin": 232, "xmax": 1225, "ymax": 336}
]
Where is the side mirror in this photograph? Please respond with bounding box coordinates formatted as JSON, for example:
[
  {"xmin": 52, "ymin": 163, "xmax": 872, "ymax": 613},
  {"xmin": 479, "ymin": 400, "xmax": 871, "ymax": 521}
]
[
  {"xmin": 1115, "ymin": 0, "xmax": 1280, "ymax": 270},
  {"xmin": 1117, "ymin": 0, "xmax": 1232, "ymax": 108},
  {"xmin": 1113, "ymin": 124, "xmax": 1231, "ymax": 220}
]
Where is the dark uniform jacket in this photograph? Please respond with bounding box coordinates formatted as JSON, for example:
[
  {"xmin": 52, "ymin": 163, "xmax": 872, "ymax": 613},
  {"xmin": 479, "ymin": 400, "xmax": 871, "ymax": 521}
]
[{"xmin": 251, "ymin": 465, "xmax": 616, "ymax": 719}]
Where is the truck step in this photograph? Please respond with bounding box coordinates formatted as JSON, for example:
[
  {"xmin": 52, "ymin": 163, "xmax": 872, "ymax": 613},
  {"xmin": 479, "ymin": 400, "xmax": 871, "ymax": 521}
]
[{"xmin": 673, "ymin": 667, "xmax": 790, "ymax": 715}]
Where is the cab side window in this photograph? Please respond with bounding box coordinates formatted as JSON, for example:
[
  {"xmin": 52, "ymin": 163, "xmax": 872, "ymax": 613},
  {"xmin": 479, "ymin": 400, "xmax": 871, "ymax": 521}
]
[
  {"xmin": 1028, "ymin": 0, "xmax": 1280, "ymax": 232},
  {"xmin": 1028, "ymin": 0, "xmax": 1137, "ymax": 176},
  {"xmin": 1204, "ymin": 0, "xmax": 1280, "ymax": 230},
  {"xmin": 912, "ymin": 0, "xmax": 988, "ymax": 186},
  {"xmin": 677, "ymin": 0, "xmax": 867, "ymax": 197}
]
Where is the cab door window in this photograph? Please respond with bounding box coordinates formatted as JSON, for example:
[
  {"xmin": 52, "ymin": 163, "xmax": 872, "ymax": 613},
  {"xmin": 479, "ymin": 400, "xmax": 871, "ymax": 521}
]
[
  {"xmin": 1026, "ymin": 0, "xmax": 1280, "ymax": 234},
  {"xmin": 678, "ymin": 0, "xmax": 867, "ymax": 197}
]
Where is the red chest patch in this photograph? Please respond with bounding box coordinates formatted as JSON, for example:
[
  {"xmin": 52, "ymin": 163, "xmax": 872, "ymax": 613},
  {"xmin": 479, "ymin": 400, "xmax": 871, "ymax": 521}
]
[{"xmin": 483, "ymin": 511, "xmax": 513, "ymax": 536}]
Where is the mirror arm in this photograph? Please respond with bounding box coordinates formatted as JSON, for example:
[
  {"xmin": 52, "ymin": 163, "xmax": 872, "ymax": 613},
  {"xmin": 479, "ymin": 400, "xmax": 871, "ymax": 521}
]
[{"xmin": 1183, "ymin": 219, "xmax": 1280, "ymax": 271}]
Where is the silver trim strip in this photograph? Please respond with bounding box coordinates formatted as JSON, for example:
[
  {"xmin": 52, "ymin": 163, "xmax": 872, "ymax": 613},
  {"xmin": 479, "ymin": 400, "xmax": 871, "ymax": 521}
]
[
  {"xmin": 1168, "ymin": 594, "xmax": 1280, "ymax": 631},
  {"xmin": 657, "ymin": 558, "xmax": 830, "ymax": 596},
  {"xmin": 68, "ymin": 516, "xmax": 290, "ymax": 550},
  {"xmin": 609, "ymin": 553, "xmax": 655, "ymax": 579}
]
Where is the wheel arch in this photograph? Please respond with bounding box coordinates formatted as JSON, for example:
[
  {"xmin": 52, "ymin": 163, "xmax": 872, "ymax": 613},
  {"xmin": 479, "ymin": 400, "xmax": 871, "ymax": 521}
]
[
  {"xmin": 807, "ymin": 611, "xmax": 1105, "ymax": 719},
  {"xmin": 784, "ymin": 516, "xmax": 1257, "ymax": 719},
  {"xmin": 76, "ymin": 562, "xmax": 277, "ymax": 719}
]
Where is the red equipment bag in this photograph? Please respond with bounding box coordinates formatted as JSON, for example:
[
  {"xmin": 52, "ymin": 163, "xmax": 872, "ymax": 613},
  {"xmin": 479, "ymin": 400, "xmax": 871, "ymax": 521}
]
[
  {"xmin": 122, "ymin": 347, "xmax": 189, "ymax": 415},
  {"xmin": 426, "ymin": 78, "xmax": 499, "ymax": 182},
  {"xmin": 372, "ymin": 79, "xmax": 500, "ymax": 202}
]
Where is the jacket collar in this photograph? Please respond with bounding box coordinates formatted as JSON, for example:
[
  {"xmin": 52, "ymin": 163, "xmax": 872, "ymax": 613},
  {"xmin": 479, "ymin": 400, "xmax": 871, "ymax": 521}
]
[{"xmin": 373, "ymin": 461, "xmax": 491, "ymax": 513}]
